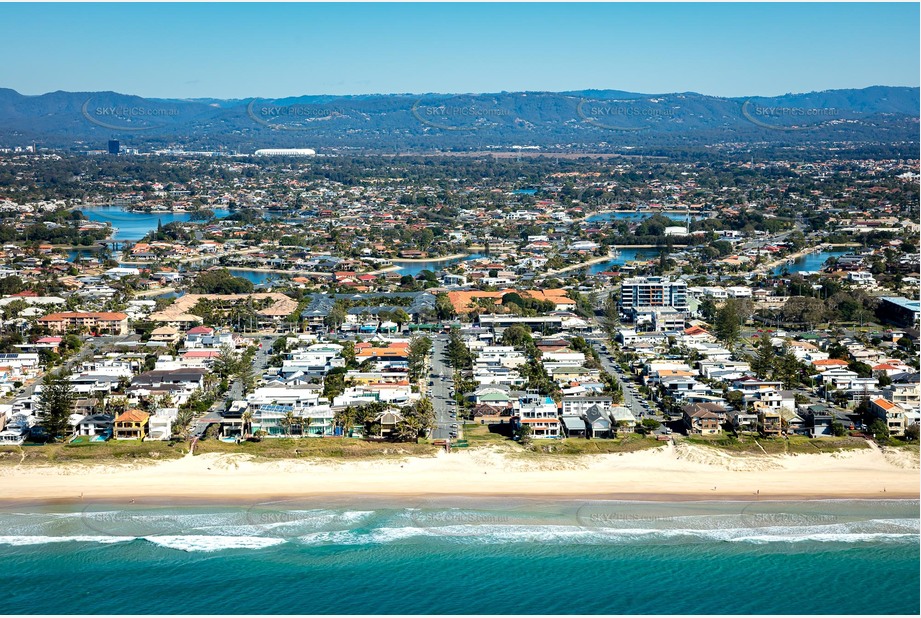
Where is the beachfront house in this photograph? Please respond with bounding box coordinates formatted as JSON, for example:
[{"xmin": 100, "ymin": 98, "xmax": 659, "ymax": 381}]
[
  {"xmin": 113, "ymin": 409, "xmax": 149, "ymax": 440},
  {"xmin": 682, "ymin": 403, "xmax": 722, "ymax": 435},
  {"xmin": 76, "ymin": 413, "xmax": 113, "ymax": 438},
  {"xmin": 758, "ymin": 410, "xmax": 783, "ymax": 437}
]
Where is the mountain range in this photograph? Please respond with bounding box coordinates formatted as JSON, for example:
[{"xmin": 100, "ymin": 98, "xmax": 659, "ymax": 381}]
[{"xmin": 0, "ymin": 86, "xmax": 917, "ymax": 154}]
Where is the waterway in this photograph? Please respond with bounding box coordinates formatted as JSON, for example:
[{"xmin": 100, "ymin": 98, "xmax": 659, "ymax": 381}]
[
  {"xmin": 227, "ymin": 269, "xmax": 283, "ymax": 285},
  {"xmin": 81, "ymin": 206, "xmax": 231, "ymax": 241},
  {"xmin": 770, "ymin": 250, "xmax": 850, "ymax": 275},
  {"xmin": 586, "ymin": 248, "xmax": 666, "ymax": 274},
  {"xmin": 390, "ymin": 253, "xmax": 485, "ymax": 277}
]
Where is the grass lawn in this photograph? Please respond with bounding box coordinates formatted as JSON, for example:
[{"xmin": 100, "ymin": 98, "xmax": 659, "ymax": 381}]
[
  {"xmin": 194, "ymin": 437, "xmax": 438, "ymax": 459},
  {"xmin": 684, "ymin": 434, "xmax": 869, "ymax": 455},
  {"xmin": 0, "ymin": 440, "xmax": 186, "ymax": 465},
  {"xmin": 459, "ymin": 423, "xmax": 512, "ymax": 445},
  {"xmin": 527, "ymin": 434, "xmax": 663, "ymax": 455}
]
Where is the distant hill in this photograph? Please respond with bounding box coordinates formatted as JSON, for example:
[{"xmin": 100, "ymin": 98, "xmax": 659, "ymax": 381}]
[{"xmin": 0, "ymin": 86, "xmax": 916, "ymax": 154}]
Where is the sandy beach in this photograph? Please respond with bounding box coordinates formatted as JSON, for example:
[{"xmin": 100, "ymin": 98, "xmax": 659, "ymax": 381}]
[{"xmin": 1, "ymin": 442, "xmax": 917, "ymax": 503}]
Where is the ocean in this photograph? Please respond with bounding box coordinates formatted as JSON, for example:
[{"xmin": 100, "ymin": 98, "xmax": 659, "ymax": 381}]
[{"xmin": 0, "ymin": 497, "xmax": 917, "ymax": 615}]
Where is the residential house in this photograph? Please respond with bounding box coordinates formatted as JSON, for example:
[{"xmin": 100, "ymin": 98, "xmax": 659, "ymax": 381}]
[
  {"xmin": 682, "ymin": 403, "xmax": 722, "ymax": 435},
  {"xmin": 75, "ymin": 413, "xmax": 113, "ymax": 437},
  {"xmin": 113, "ymin": 409, "xmax": 149, "ymax": 440}
]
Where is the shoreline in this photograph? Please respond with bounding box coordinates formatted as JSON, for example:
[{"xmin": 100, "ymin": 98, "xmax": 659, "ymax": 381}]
[
  {"xmin": 389, "ymin": 252, "xmax": 470, "ymax": 263},
  {"xmin": 2, "ymin": 491, "xmax": 917, "ymax": 509},
  {"xmin": 2, "ymin": 443, "xmax": 917, "ymax": 503}
]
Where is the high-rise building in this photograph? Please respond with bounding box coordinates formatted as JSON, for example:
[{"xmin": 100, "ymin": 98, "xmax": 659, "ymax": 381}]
[
  {"xmin": 108, "ymin": 140, "xmax": 120, "ymax": 155},
  {"xmin": 620, "ymin": 276, "xmax": 688, "ymax": 312}
]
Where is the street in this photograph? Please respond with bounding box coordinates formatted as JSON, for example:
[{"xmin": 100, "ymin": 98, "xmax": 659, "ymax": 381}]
[
  {"xmin": 192, "ymin": 334, "xmax": 274, "ymax": 437},
  {"xmin": 428, "ymin": 334, "xmax": 459, "ymax": 441},
  {"xmin": 8, "ymin": 333, "xmax": 135, "ymax": 402},
  {"xmin": 586, "ymin": 330, "xmax": 672, "ymax": 437}
]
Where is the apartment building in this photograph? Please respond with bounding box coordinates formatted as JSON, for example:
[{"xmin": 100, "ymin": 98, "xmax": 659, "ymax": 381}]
[
  {"xmin": 620, "ymin": 276, "xmax": 688, "ymax": 313},
  {"xmin": 37, "ymin": 312, "xmax": 129, "ymax": 335}
]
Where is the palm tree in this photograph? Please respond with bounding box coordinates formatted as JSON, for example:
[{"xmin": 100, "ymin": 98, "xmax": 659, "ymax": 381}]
[
  {"xmin": 202, "ymin": 373, "xmax": 217, "ymax": 394},
  {"xmin": 174, "ymin": 408, "xmax": 194, "ymax": 440},
  {"xmin": 302, "ymin": 416, "xmax": 314, "ymax": 437},
  {"xmin": 334, "ymin": 406, "xmax": 356, "ymax": 438},
  {"xmin": 281, "ymin": 410, "xmax": 296, "ymax": 437},
  {"xmin": 242, "ymin": 410, "xmax": 254, "ymax": 439}
]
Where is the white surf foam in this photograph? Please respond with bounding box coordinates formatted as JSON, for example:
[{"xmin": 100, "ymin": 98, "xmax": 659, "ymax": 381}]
[
  {"xmin": 0, "ymin": 535, "xmax": 135, "ymax": 546},
  {"xmin": 143, "ymin": 535, "xmax": 287, "ymax": 552}
]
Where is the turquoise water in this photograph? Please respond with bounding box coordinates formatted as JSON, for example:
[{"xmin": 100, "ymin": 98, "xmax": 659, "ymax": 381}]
[
  {"xmin": 771, "ymin": 250, "xmax": 850, "ymax": 275},
  {"xmin": 227, "ymin": 269, "xmax": 281, "ymax": 285},
  {"xmin": 392, "ymin": 253, "xmax": 484, "ymax": 278},
  {"xmin": 82, "ymin": 206, "xmax": 231, "ymax": 241},
  {"xmin": 0, "ymin": 498, "xmax": 917, "ymax": 614},
  {"xmin": 588, "ymin": 248, "xmax": 665, "ymax": 274}
]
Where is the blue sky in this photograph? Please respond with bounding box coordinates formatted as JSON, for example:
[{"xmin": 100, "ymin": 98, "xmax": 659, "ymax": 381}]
[{"xmin": 1, "ymin": 2, "xmax": 918, "ymax": 99}]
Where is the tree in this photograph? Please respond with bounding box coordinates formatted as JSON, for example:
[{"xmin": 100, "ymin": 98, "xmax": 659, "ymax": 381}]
[
  {"xmin": 242, "ymin": 409, "xmax": 254, "ymax": 439},
  {"xmin": 281, "ymin": 410, "xmax": 296, "ymax": 437},
  {"xmin": 641, "ymin": 418, "xmax": 661, "ymax": 431},
  {"xmin": 38, "ymin": 371, "xmax": 74, "ymax": 441},
  {"xmin": 782, "ymin": 296, "xmax": 826, "ymax": 329},
  {"xmin": 236, "ymin": 362, "xmax": 257, "ymax": 395},
  {"xmin": 334, "ymin": 405, "xmax": 357, "ymax": 437},
  {"xmin": 171, "ymin": 408, "xmax": 193, "ymax": 440},
  {"xmin": 774, "ymin": 344, "xmax": 803, "ymax": 389},
  {"xmin": 302, "ymin": 416, "xmax": 314, "ymax": 437},
  {"xmin": 903, "ymin": 423, "xmax": 919, "ymax": 443},
  {"xmin": 500, "ymin": 324, "xmax": 534, "ymax": 352},
  {"xmin": 515, "ymin": 423, "xmax": 533, "ymax": 447},
  {"xmin": 446, "ymin": 327, "xmax": 472, "ymax": 369},
  {"xmin": 392, "ymin": 309, "xmax": 410, "ymax": 331},
  {"xmin": 189, "ymin": 268, "xmax": 254, "ymax": 294},
  {"xmin": 751, "ymin": 335, "xmax": 775, "ymax": 378},
  {"xmin": 713, "ymin": 302, "xmax": 741, "ymax": 347},
  {"xmin": 848, "ymin": 361, "xmax": 873, "ymax": 379},
  {"xmin": 725, "ymin": 390, "xmax": 745, "ymax": 408},
  {"xmin": 392, "ymin": 398, "xmax": 436, "ymax": 442},
  {"xmin": 435, "ymin": 293, "xmax": 456, "ymax": 321},
  {"xmin": 408, "ymin": 335, "xmax": 432, "ymax": 382},
  {"xmin": 868, "ymin": 419, "xmax": 889, "ymax": 441},
  {"xmin": 323, "ymin": 367, "xmax": 348, "ymax": 399},
  {"xmin": 213, "ymin": 344, "xmax": 240, "ymax": 381}
]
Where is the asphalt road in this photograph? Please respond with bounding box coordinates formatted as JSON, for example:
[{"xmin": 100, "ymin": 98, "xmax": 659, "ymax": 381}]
[
  {"xmin": 428, "ymin": 334, "xmax": 459, "ymax": 441},
  {"xmin": 10, "ymin": 334, "xmax": 134, "ymax": 402},
  {"xmin": 192, "ymin": 334, "xmax": 274, "ymax": 437},
  {"xmin": 586, "ymin": 333, "xmax": 672, "ymax": 437}
]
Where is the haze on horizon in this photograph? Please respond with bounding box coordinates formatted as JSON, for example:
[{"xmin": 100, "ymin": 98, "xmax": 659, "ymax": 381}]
[{"xmin": 0, "ymin": 2, "xmax": 918, "ymax": 100}]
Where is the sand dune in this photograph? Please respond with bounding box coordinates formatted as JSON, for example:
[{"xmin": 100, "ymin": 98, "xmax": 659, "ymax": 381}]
[{"xmin": 1, "ymin": 442, "xmax": 918, "ymax": 503}]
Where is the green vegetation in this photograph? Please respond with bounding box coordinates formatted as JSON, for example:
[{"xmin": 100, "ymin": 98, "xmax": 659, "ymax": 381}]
[
  {"xmin": 37, "ymin": 371, "xmax": 74, "ymax": 441},
  {"xmin": 525, "ymin": 435, "xmax": 662, "ymax": 455},
  {"xmin": 0, "ymin": 440, "xmax": 186, "ymax": 464},
  {"xmin": 459, "ymin": 423, "xmax": 511, "ymax": 445},
  {"xmin": 194, "ymin": 437, "xmax": 438, "ymax": 459},
  {"xmin": 684, "ymin": 434, "xmax": 870, "ymax": 455},
  {"xmin": 189, "ymin": 268, "xmax": 254, "ymax": 294}
]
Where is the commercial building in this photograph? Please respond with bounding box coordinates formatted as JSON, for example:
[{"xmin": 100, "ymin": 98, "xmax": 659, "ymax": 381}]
[
  {"xmin": 254, "ymin": 148, "xmax": 316, "ymax": 156},
  {"xmin": 877, "ymin": 297, "xmax": 920, "ymax": 328}
]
